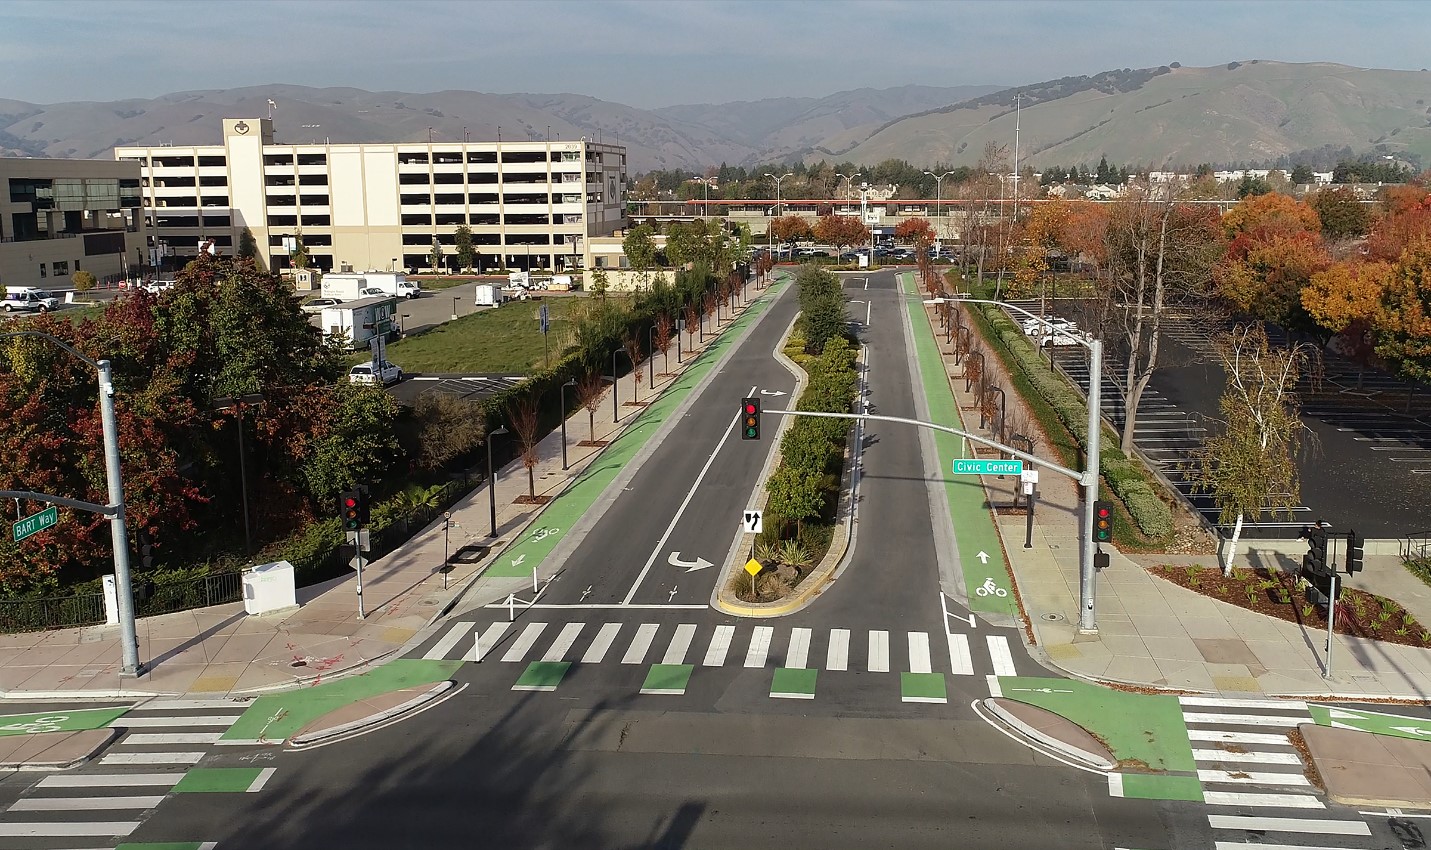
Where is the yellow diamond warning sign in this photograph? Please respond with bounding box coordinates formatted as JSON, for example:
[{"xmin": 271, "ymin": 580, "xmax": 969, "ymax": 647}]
[{"xmin": 744, "ymin": 558, "xmax": 763, "ymax": 577}]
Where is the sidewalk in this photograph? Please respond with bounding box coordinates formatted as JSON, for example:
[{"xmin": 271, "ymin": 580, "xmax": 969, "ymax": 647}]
[
  {"xmin": 0, "ymin": 276, "xmax": 773, "ymax": 701},
  {"xmin": 918, "ymin": 289, "xmax": 1431, "ymax": 701}
]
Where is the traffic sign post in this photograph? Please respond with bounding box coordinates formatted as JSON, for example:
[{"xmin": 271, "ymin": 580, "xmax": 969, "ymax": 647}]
[
  {"xmin": 12, "ymin": 506, "xmax": 58, "ymax": 542},
  {"xmin": 951, "ymin": 458, "xmax": 1022, "ymax": 476}
]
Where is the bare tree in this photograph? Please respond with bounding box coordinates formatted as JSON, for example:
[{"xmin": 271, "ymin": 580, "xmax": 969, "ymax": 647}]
[
  {"xmin": 576, "ymin": 370, "xmax": 605, "ymax": 443},
  {"xmin": 623, "ymin": 333, "xmax": 644, "ymax": 403},
  {"xmin": 507, "ymin": 396, "xmax": 543, "ymax": 499},
  {"xmin": 1103, "ymin": 184, "xmax": 1224, "ymax": 453},
  {"xmin": 1187, "ymin": 324, "xmax": 1320, "ymax": 574},
  {"xmin": 654, "ymin": 313, "xmax": 674, "ymax": 375},
  {"xmin": 683, "ymin": 304, "xmax": 700, "ymax": 352}
]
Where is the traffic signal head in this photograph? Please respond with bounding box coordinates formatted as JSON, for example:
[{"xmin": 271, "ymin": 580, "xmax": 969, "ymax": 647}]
[
  {"xmin": 741, "ymin": 397, "xmax": 761, "ymax": 440},
  {"xmin": 340, "ymin": 489, "xmax": 361, "ymax": 531},
  {"xmin": 1347, "ymin": 529, "xmax": 1364, "ymax": 574},
  {"xmin": 1091, "ymin": 500, "xmax": 1113, "ymax": 544}
]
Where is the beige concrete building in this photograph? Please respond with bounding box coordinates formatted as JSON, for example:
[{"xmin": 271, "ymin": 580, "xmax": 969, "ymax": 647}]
[
  {"xmin": 0, "ymin": 157, "xmax": 145, "ymax": 291},
  {"xmin": 116, "ymin": 118, "xmax": 627, "ymax": 275}
]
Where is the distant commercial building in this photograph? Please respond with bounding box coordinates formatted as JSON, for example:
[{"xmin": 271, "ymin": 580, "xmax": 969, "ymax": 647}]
[
  {"xmin": 0, "ymin": 157, "xmax": 146, "ymax": 291},
  {"xmin": 115, "ymin": 118, "xmax": 627, "ymax": 276}
]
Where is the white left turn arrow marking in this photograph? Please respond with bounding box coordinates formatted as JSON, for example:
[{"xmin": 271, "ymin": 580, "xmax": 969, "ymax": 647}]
[{"xmin": 668, "ymin": 552, "xmax": 714, "ymax": 572}]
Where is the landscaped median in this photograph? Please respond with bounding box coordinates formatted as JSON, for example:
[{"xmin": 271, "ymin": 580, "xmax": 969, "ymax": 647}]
[{"xmin": 987, "ymin": 675, "xmax": 1202, "ymax": 802}]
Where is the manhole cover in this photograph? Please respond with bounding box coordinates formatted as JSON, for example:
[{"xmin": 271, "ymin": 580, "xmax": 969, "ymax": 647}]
[
  {"xmin": 290, "ymin": 659, "xmax": 308, "ymax": 667},
  {"xmin": 1041, "ymin": 613, "xmax": 1064, "ymax": 622}
]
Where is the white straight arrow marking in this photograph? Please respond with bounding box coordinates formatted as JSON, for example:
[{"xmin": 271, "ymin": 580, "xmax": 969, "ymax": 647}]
[
  {"xmin": 1390, "ymin": 726, "xmax": 1431, "ymax": 736},
  {"xmin": 976, "ymin": 551, "xmax": 990, "ymax": 564},
  {"xmin": 511, "ymin": 554, "xmax": 526, "ymax": 568}
]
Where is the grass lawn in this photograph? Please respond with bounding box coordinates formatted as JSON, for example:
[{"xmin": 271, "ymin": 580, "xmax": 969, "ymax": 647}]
[{"xmin": 370, "ymin": 297, "xmax": 583, "ymax": 374}]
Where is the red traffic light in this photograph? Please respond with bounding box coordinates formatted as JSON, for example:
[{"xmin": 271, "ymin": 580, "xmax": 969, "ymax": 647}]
[
  {"xmin": 344, "ymin": 497, "xmax": 358, "ymax": 509},
  {"xmin": 744, "ymin": 402, "xmax": 757, "ymax": 414},
  {"xmin": 1096, "ymin": 506, "xmax": 1110, "ymax": 518}
]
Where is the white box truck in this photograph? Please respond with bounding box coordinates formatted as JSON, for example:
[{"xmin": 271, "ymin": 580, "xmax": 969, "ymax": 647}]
[
  {"xmin": 474, "ymin": 284, "xmax": 506, "ymax": 307},
  {"xmin": 319, "ymin": 296, "xmax": 399, "ymax": 351},
  {"xmin": 322, "ymin": 271, "xmax": 421, "ymax": 301},
  {"xmin": 508, "ymin": 271, "xmax": 530, "ymax": 288}
]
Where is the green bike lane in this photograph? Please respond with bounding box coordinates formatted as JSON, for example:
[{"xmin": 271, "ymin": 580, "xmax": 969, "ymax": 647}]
[{"xmin": 899, "ymin": 271, "xmax": 1016, "ymax": 616}]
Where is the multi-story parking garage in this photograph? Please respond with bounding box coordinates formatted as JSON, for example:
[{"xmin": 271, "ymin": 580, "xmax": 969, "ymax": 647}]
[{"xmin": 116, "ymin": 118, "xmax": 626, "ymax": 275}]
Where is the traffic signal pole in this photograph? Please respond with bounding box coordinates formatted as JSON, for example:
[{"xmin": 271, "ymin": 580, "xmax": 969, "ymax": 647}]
[{"xmin": 1079, "ymin": 337, "xmax": 1103, "ymax": 633}]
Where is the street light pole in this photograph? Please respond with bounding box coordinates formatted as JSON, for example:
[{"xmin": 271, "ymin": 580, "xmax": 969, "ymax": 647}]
[
  {"xmin": 764, "ymin": 171, "xmax": 793, "ymax": 255},
  {"xmin": 486, "ymin": 424, "xmax": 509, "ymax": 538},
  {"xmin": 611, "ymin": 349, "xmax": 621, "ymax": 421},
  {"xmin": 924, "ymin": 170, "xmax": 956, "ymax": 240},
  {"xmin": 647, "ymin": 325, "xmax": 657, "ymax": 386},
  {"xmin": 560, "ymin": 379, "xmax": 576, "ymax": 470}
]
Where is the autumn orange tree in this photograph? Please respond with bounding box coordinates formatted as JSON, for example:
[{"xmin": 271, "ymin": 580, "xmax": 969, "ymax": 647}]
[
  {"xmin": 814, "ymin": 214, "xmax": 870, "ymax": 256},
  {"xmin": 1011, "ymin": 199, "xmax": 1069, "ymax": 298},
  {"xmin": 1365, "ymin": 184, "xmax": 1431, "ymax": 262},
  {"xmin": 1216, "ymin": 192, "xmax": 1329, "ymax": 331},
  {"xmin": 1375, "ymin": 237, "xmax": 1431, "ymax": 386},
  {"xmin": 1221, "ymin": 192, "xmax": 1321, "ymax": 241},
  {"xmin": 770, "ymin": 215, "xmax": 814, "ymax": 252},
  {"xmin": 1302, "ymin": 259, "xmax": 1392, "ymax": 369},
  {"xmin": 894, "ymin": 216, "xmax": 936, "ymax": 250}
]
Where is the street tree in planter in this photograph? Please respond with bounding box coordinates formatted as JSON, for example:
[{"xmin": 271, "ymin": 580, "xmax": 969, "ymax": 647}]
[
  {"xmin": 507, "ymin": 396, "xmax": 542, "ymax": 500},
  {"xmin": 576, "ymin": 371, "xmax": 605, "ymax": 444},
  {"xmin": 654, "ymin": 313, "xmax": 674, "ymax": 375}
]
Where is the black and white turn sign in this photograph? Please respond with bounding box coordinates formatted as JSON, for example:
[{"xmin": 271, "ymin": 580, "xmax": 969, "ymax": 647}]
[{"xmin": 743, "ymin": 510, "xmax": 763, "ymax": 534}]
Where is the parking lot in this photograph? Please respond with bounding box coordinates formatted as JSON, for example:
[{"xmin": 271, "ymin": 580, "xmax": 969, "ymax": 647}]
[
  {"xmin": 387, "ymin": 373, "xmax": 527, "ymax": 406},
  {"xmin": 1002, "ymin": 299, "xmax": 1429, "ymax": 539}
]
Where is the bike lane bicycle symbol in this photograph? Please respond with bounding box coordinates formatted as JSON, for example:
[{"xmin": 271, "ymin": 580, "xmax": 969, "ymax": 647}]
[
  {"xmin": 0, "ymin": 715, "xmax": 70, "ymax": 735},
  {"xmin": 974, "ymin": 578, "xmax": 1008, "ymax": 598},
  {"xmin": 529, "ymin": 526, "xmax": 561, "ymax": 543}
]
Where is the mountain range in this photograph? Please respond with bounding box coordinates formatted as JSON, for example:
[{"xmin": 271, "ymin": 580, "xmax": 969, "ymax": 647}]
[{"xmin": 2, "ymin": 61, "xmax": 1429, "ymax": 173}]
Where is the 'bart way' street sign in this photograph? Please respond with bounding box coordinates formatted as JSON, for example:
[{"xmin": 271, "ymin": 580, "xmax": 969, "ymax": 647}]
[{"xmin": 12, "ymin": 506, "xmax": 58, "ymax": 543}]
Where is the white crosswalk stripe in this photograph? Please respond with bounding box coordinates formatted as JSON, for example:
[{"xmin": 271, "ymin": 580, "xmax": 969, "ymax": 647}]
[
  {"xmin": 785, "ymin": 628, "xmax": 811, "ymax": 669},
  {"xmin": 4, "ymin": 704, "xmax": 243, "ymax": 842},
  {"xmin": 662, "ymin": 624, "xmax": 697, "ymax": 665},
  {"xmin": 867, "ymin": 630, "xmax": 890, "ymax": 673},
  {"xmin": 703, "ymin": 625, "xmax": 735, "ymax": 667},
  {"xmin": 907, "ymin": 632, "xmax": 932, "ymax": 674},
  {"xmin": 947, "ymin": 632, "xmax": 973, "ymax": 675},
  {"xmin": 502, "ymin": 622, "xmax": 548, "ymax": 663},
  {"xmin": 825, "ymin": 629, "xmax": 850, "ymax": 672},
  {"xmin": 583, "ymin": 622, "xmax": 623, "ymax": 664},
  {"xmin": 541, "ymin": 622, "xmax": 585, "ymax": 662},
  {"xmin": 622, "ymin": 623, "xmax": 660, "ymax": 664},
  {"xmin": 986, "ymin": 635, "xmax": 1016, "ymax": 676},
  {"xmin": 1187, "ymin": 697, "xmax": 1374, "ymax": 843},
  {"xmin": 745, "ymin": 626, "xmax": 773, "ymax": 668},
  {"xmin": 423, "ymin": 621, "xmax": 473, "ymax": 660}
]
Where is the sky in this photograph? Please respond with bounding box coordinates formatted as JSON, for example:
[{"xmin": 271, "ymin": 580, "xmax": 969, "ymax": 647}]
[{"xmin": 3, "ymin": 0, "xmax": 1428, "ymax": 108}]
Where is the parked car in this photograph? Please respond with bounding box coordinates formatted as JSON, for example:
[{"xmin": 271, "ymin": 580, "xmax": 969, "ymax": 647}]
[
  {"xmin": 1022, "ymin": 316, "xmax": 1078, "ymax": 337},
  {"xmin": 1039, "ymin": 327, "xmax": 1091, "ymax": 347},
  {"xmin": 143, "ymin": 279, "xmax": 176, "ymax": 295},
  {"xmin": 301, "ymin": 297, "xmax": 342, "ymax": 314},
  {"xmin": 358, "ymin": 287, "xmax": 389, "ymax": 298},
  {"xmin": 348, "ymin": 361, "xmax": 403, "ymax": 386}
]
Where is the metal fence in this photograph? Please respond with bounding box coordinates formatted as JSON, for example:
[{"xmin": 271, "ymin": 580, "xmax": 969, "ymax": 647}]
[
  {"xmin": 1405, "ymin": 531, "xmax": 1431, "ymax": 561},
  {"xmin": 0, "ymin": 592, "xmax": 106, "ymax": 633}
]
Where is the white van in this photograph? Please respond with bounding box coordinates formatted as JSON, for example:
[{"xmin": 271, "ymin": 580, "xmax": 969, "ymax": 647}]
[{"xmin": 2, "ymin": 288, "xmax": 58, "ymax": 313}]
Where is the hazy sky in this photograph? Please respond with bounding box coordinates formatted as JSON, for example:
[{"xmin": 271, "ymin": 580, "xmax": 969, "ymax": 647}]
[{"xmin": 4, "ymin": 0, "xmax": 1428, "ymax": 107}]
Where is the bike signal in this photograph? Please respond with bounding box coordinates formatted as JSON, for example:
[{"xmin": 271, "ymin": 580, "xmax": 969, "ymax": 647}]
[
  {"xmin": 1092, "ymin": 500, "xmax": 1113, "ymax": 544},
  {"xmin": 740, "ymin": 397, "xmax": 761, "ymax": 440}
]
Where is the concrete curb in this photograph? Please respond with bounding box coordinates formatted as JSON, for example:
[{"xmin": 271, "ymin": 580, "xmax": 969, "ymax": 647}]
[
  {"xmin": 288, "ymin": 679, "xmax": 455, "ymax": 748},
  {"xmin": 982, "ymin": 698, "xmax": 1116, "ymax": 771},
  {"xmin": 0, "ymin": 727, "xmax": 120, "ymax": 771}
]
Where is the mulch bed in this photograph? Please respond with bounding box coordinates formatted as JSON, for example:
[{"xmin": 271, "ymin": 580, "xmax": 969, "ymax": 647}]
[
  {"xmin": 577, "ymin": 440, "xmax": 609, "ymax": 448},
  {"xmin": 513, "ymin": 495, "xmax": 552, "ymax": 505},
  {"xmin": 622, "ymin": 400, "xmax": 651, "ymax": 407},
  {"xmin": 1151, "ymin": 565, "xmax": 1431, "ymax": 648}
]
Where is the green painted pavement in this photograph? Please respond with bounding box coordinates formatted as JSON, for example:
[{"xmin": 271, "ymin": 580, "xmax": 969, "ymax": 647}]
[
  {"xmin": 1112, "ymin": 773, "xmax": 1204, "ymax": 802},
  {"xmin": 1308, "ymin": 704, "xmax": 1431, "ymax": 741},
  {"xmin": 222, "ymin": 659, "xmax": 460, "ymax": 742},
  {"xmin": 484, "ymin": 279, "xmax": 786, "ymax": 578},
  {"xmin": 512, "ymin": 661, "xmax": 570, "ymax": 692},
  {"xmin": 770, "ymin": 667, "xmax": 817, "ymax": 699},
  {"xmin": 900, "ymin": 272, "xmax": 1014, "ymax": 615},
  {"xmin": 640, "ymin": 663, "xmax": 693, "ymax": 695},
  {"xmin": 173, "ymin": 767, "xmax": 266, "ymax": 793},
  {"xmin": 900, "ymin": 672, "xmax": 948, "ymax": 704},
  {"xmin": 996, "ymin": 676, "xmax": 1196, "ymax": 772},
  {"xmin": 115, "ymin": 844, "xmax": 209, "ymax": 850},
  {"xmin": 0, "ymin": 706, "xmax": 128, "ymax": 736}
]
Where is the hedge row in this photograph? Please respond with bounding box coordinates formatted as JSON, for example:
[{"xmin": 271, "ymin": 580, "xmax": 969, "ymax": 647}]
[{"xmin": 960, "ymin": 286, "xmax": 1174, "ymax": 541}]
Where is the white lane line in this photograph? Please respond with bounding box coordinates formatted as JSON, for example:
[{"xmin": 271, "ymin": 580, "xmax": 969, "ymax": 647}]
[
  {"xmin": 661, "ymin": 624, "xmax": 697, "ymax": 665},
  {"xmin": 1206, "ymin": 816, "xmax": 1370, "ymax": 835},
  {"xmin": 867, "ymin": 630, "xmax": 890, "ymax": 673},
  {"xmin": 786, "ymin": 628, "xmax": 812, "ymax": 669},
  {"xmin": 704, "ymin": 625, "xmax": 735, "ymax": 667},
  {"xmin": 501, "ymin": 622, "xmax": 548, "ymax": 663},
  {"xmin": 110, "ymin": 716, "xmax": 240, "ymax": 728},
  {"xmin": 622, "ymin": 384, "xmax": 754, "ymax": 603},
  {"xmin": 907, "ymin": 632, "xmax": 933, "ymax": 674},
  {"xmin": 1213, "ymin": 844, "xmax": 1365, "ymax": 850},
  {"xmin": 248, "ymin": 767, "xmax": 277, "ymax": 792},
  {"xmin": 541, "ymin": 622, "xmax": 586, "ymax": 662},
  {"xmin": 123, "ymin": 732, "xmax": 223, "ymax": 745},
  {"xmin": 0, "ymin": 822, "xmax": 140, "ymax": 837},
  {"xmin": 1198, "ymin": 769, "xmax": 1310, "ymax": 786},
  {"xmin": 1179, "ymin": 696, "xmax": 1308, "ymax": 710},
  {"xmin": 10, "ymin": 795, "xmax": 166, "ymax": 810},
  {"xmin": 621, "ymin": 623, "xmax": 660, "ymax": 664},
  {"xmin": 1202, "ymin": 791, "xmax": 1324, "ymax": 809},
  {"xmin": 135, "ymin": 699, "xmax": 245, "ymax": 711},
  {"xmin": 472, "ymin": 621, "xmax": 511, "ymax": 661},
  {"xmin": 1192, "ymin": 748, "xmax": 1303, "ymax": 765},
  {"xmin": 100, "ymin": 751, "xmax": 206, "ymax": 765},
  {"xmin": 38, "ymin": 773, "xmax": 183, "ymax": 788},
  {"xmin": 826, "ymin": 629, "xmax": 850, "ymax": 672},
  {"xmin": 947, "ymin": 633, "xmax": 974, "ymax": 675},
  {"xmin": 582, "ymin": 623, "xmax": 623, "ymax": 664},
  {"xmin": 423, "ymin": 621, "xmax": 475, "ymax": 660},
  {"xmin": 745, "ymin": 626, "xmax": 773, "ymax": 668},
  {"xmin": 1182, "ymin": 712, "xmax": 1307, "ymax": 727},
  {"xmin": 986, "ymin": 635, "xmax": 1016, "ymax": 677}
]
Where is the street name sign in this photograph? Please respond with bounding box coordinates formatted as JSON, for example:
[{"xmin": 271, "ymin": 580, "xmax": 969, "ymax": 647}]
[
  {"xmin": 951, "ymin": 459, "xmax": 1023, "ymax": 476},
  {"xmin": 12, "ymin": 506, "xmax": 58, "ymax": 543}
]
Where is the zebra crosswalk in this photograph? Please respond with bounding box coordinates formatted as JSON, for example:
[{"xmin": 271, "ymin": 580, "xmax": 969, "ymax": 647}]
[
  {"xmin": 0, "ymin": 699, "xmax": 245, "ymax": 848},
  {"xmin": 417, "ymin": 617, "xmax": 1028, "ymax": 700},
  {"xmin": 1181, "ymin": 696, "xmax": 1374, "ymax": 850}
]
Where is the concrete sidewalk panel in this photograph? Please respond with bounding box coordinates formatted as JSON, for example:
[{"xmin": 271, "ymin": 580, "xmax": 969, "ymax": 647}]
[
  {"xmin": 1302, "ymin": 723, "xmax": 1431, "ymax": 808},
  {"xmin": 0, "ymin": 727, "xmax": 118, "ymax": 770}
]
